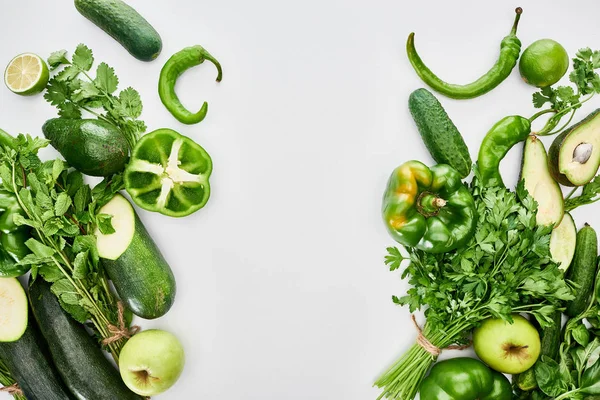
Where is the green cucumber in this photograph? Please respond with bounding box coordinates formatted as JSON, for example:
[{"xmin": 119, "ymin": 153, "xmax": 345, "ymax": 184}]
[
  {"xmin": 28, "ymin": 278, "xmax": 142, "ymax": 400},
  {"xmin": 42, "ymin": 118, "xmax": 129, "ymax": 177},
  {"xmin": 0, "ymin": 278, "xmax": 27, "ymax": 342},
  {"xmin": 0, "ymin": 313, "xmax": 73, "ymax": 399},
  {"xmin": 517, "ymin": 311, "xmax": 562, "ymax": 391},
  {"xmin": 95, "ymin": 194, "xmax": 176, "ymax": 319},
  {"xmin": 566, "ymin": 224, "xmax": 598, "ymax": 317},
  {"xmin": 74, "ymin": 0, "xmax": 162, "ymax": 61},
  {"xmin": 408, "ymin": 88, "xmax": 471, "ymax": 178}
]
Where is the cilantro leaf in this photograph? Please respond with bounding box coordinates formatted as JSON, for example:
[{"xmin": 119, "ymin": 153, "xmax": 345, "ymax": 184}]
[
  {"xmin": 72, "ymin": 44, "xmax": 94, "ymax": 71},
  {"xmin": 94, "ymin": 62, "xmax": 118, "ymax": 94},
  {"xmin": 44, "ymin": 78, "xmax": 70, "ymax": 106},
  {"xmin": 116, "ymin": 87, "xmax": 143, "ymax": 118},
  {"xmin": 48, "ymin": 50, "xmax": 70, "ymax": 70},
  {"xmin": 565, "ymin": 175, "xmax": 600, "ymax": 211}
]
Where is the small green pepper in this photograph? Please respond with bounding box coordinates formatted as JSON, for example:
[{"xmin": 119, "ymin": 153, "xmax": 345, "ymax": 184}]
[
  {"xmin": 478, "ymin": 116, "xmax": 531, "ymax": 188},
  {"xmin": 382, "ymin": 161, "xmax": 476, "ymax": 253},
  {"xmin": 158, "ymin": 45, "xmax": 223, "ymax": 125},
  {"xmin": 420, "ymin": 358, "xmax": 512, "ymax": 400},
  {"xmin": 124, "ymin": 128, "xmax": 212, "ymax": 217},
  {"xmin": 407, "ymin": 8, "xmax": 522, "ymax": 99},
  {"xmin": 0, "ymin": 190, "xmax": 31, "ymax": 277}
]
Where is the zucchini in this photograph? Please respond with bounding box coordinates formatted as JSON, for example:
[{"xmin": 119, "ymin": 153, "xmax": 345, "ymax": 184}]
[
  {"xmin": 0, "ymin": 314, "xmax": 73, "ymax": 399},
  {"xmin": 28, "ymin": 278, "xmax": 142, "ymax": 400},
  {"xmin": 408, "ymin": 88, "xmax": 471, "ymax": 178},
  {"xmin": 74, "ymin": 0, "xmax": 162, "ymax": 61},
  {"xmin": 95, "ymin": 194, "xmax": 176, "ymax": 319},
  {"xmin": 0, "ymin": 278, "xmax": 27, "ymax": 342},
  {"xmin": 566, "ymin": 224, "xmax": 598, "ymax": 317},
  {"xmin": 42, "ymin": 118, "xmax": 129, "ymax": 177}
]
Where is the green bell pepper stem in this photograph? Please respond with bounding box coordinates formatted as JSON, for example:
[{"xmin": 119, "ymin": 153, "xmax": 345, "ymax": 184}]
[
  {"xmin": 158, "ymin": 45, "xmax": 223, "ymax": 125},
  {"xmin": 406, "ymin": 8, "xmax": 522, "ymax": 99},
  {"xmin": 382, "ymin": 161, "xmax": 477, "ymax": 253}
]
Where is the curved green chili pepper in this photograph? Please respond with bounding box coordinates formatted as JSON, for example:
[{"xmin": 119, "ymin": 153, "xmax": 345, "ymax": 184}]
[
  {"xmin": 407, "ymin": 7, "xmax": 523, "ymax": 99},
  {"xmin": 158, "ymin": 45, "xmax": 223, "ymax": 125},
  {"xmin": 478, "ymin": 116, "xmax": 531, "ymax": 187}
]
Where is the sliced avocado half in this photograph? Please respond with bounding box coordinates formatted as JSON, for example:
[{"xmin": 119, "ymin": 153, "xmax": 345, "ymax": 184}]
[
  {"xmin": 549, "ymin": 212, "xmax": 576, "ymax": 271},
  {"xmin": 549, "ymin": 109, "xmax": 600, "ymax": 186},
  {"xmin": 521, "ymin": 135, "xmax": 564, "ymax": 227}
]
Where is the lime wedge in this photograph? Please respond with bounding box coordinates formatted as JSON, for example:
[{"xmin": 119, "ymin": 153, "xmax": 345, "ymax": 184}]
[{"xmin": 4, "ymin": 53, "xmax": 49, "ymax": 96}]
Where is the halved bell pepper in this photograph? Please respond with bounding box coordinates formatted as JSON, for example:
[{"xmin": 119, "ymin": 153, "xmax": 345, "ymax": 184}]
[
  {"xmin": 420, "ymin": 358, "xmax": 512, "ymax": 400},
  {"xmin": 124, "ymin": 128, "xmax": 212, "ymax": 217},
  {"xmin": 382, "ymin": 160, "xmax": 476, "ymax": 253}
]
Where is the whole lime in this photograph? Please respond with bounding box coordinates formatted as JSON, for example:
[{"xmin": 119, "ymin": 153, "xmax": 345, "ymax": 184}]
[{"xmin": 519, "ymin": 39, "xmax": 569, "ymax": 88}]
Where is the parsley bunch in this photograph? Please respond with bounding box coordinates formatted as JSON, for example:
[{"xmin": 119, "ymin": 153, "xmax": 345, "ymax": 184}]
[
  {"xmin": 44, "ymin": 44, "xmax": 145, "ymax": 149},
  {"xmin": 0, "ymin": 135, "xmax": 128, "ymax": 361},
  {"xmin": 0, "ymin": 358, "xmax": 25, "ymax": 400},
  {"xmin": 374, "ymin": 171, "xmax": 574, "ymax": 400},
  {"xmin": 530, "ymin": 48, "xmax": 600, "ymax": 136}
]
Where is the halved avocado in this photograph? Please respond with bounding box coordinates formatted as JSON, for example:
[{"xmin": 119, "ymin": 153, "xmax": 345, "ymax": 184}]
[
  {"xmin": 521, "ymin": 135, "xmax": 564, "ymax": 227},
  {"xmin": 549, "ymin": 109, "xmax": 600, "ymax": 186},
  {"xmin": 549, "ymin": 212, "xmax": 576, "ymax": 271}
]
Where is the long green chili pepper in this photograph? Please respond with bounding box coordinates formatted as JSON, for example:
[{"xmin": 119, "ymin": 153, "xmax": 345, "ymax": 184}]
[
  {"xmin": 158, "ymin": 45, "xmax": 223, "ymax": 125},
  {"xmin": 477, "ymin": 116, "xmax": 531, "ymax": 187},
  {"xmin": 407, "ymin": 7, "xmax": 523, "ymax": 99}
]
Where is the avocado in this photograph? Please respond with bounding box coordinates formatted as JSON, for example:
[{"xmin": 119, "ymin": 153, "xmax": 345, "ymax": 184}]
[
  {"xmin": 521, "ymin": 135, "xmax": 564, "ymax": 227},
  {"xmin": 42, "ymin": 118, "xmax": 129, "ymax": 177},
  {"xmin": 549, "ymin": 212, "xmax": 576, "ymax": 271},
  {"xmin": 549, "ymin": 109, "xmax": 600, "ymax": 186}
]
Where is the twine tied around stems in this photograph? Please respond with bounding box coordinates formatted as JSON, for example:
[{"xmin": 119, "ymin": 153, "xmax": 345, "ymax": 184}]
[
  {"xmin": 411, "ymin": 315, "xmax": 471, "ymax": 356},
  {"xmin": 0, "ymin": 383, "xmax": 23, "ymax": 396},
  {"xmin": 102, "ymin": 302, "xmax": 140, "ymax": 345}
]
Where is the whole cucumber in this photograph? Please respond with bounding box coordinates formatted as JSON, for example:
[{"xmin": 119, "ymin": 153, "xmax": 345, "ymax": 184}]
[
  {"xmin": 74, "ymin": 0, "xmax": 162, "ymax": 61},
  {"xmin": 566, "ymin": 224, "xmax": 598, "ymax": 317},
  {"xmin": 28, "ymin": 278, "xmax": 142, "ymax": 400},
  {"xmin": 408, "ymin": 88, "xmax": 471, "ymax": 178}
]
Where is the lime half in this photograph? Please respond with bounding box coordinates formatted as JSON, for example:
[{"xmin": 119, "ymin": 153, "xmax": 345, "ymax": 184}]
[{"xmin": 4, "ymin": 53, "xmax": 49, "ymax": 96}]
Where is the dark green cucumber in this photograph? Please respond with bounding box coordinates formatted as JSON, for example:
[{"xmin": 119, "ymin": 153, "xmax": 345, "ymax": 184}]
[
  {"xmin": 0, "ymin": 314, "xmax": 73, "ymax": 400},
  {"xmin": 408, "ymin": 88, "xmax": 471, "ymax": 178},
  {"xmin": 517, "ymin": 311, "xmax": 562, "ymax": 391},
  {"xmin": 42, "ymin": 118, "xmax": 129, "ymax": 177},
  {"xmin": 96, "ymin": 194, "xmax": 176, "ymax": 319},
  {"xmin": 28, "ymin": 278, "xmax": 143, "ymax": 400},
  {"xmin": 566, "ymin": 224, "xmax": 598, "ymax": 317},
  {"xmin": 74, "ymin": 0, "xmax": 162, "ymax": 61}
]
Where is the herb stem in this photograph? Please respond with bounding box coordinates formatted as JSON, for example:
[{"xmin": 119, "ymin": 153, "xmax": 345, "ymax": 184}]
[
  {"xmin": 529, "ymin": 108, "xmax": 556, "ymax": 123},
  {"xmin": 565, "ymin": 187, "xmax": 579, "ymax": 201}
]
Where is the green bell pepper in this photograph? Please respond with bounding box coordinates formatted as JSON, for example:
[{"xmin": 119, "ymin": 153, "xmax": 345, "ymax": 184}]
[
  {"xmin": 420, "ymin": 358, "xmax": 512, "ymax": 400},
  {"xmin": 124, "ymin": 128, "xmax": 212, "ymax": 217},
  {"xmin": 382, "ymin": 160, "xmax": 476, "ymax": 253},
  {"xmin": 0, "ymin": 190, "xmax": 31, "ymax": 278}
]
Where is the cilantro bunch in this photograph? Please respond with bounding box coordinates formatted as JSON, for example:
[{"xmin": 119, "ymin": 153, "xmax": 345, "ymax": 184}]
[
  {"xmin": 44, "ymin": 44, "xmax": 146, "ymax": 149},
  {"xmin": 374, "ymin": 171, "xmax": 574, "ymax": 400},
  {"xmin": 530, "ymin": 48, "xmax": 600, "ymax": 136},
  {"xmin": 0, "ymin": 135, "xmax": 127, "ymax": 361}
]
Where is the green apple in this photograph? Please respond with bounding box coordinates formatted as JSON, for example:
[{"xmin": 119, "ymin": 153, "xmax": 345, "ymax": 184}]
[
  {"xmin": 119, "ymin": 329, "xmax": 185, "ymax": 396},
  {"xmin": 473, "ymin": 315, "xmax": 541, "ymax": 374}
]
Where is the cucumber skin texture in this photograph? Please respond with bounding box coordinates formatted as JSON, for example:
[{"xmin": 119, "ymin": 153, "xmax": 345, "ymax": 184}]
[
  {"xmin": 74, "ymin": 0, "xmax": 162, "ymax": 61},
  {"xmin": 102, "ymin": 210, "xmax": 176, "ymax": 320},
  {"xmin": 408, "ymin": 88, "xmax": 471, "ymax": 178},
  {"xmin": 0, "ymin": 315, "xmax": 74, "ymax": 400},
  {"xmin": 566, "ymin": 225, "xmax": 598, "ymax": 317},
  {"xmin": 548, "ymin": 109, "xmax": 600, "ymax": 187},
  {"xmin": 42, "ymin": 118, "xmax": 129, "ymax": 177},
  {"xmin": 28, "ymin": 279, "xmax": 143, "ymax": 400}
]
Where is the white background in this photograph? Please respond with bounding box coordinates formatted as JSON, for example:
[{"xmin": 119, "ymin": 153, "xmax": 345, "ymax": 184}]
[{"xmin": 2, "ymin": 0, "xmax": 600, "ymax": 399}]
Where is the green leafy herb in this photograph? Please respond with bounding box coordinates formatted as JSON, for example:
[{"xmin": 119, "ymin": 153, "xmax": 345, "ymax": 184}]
[
  {"xmin": 0, "ymin": 135, "xmax": 126, "ymax": 362},
  {"xmin": 44, "ymin": 44, "xmax": 145, "ymax": 149},
  {"xmin": 565, "ymin": 175, "xmax": 600, "ymax": 211},
  {"xmin": 530, "ymin": 48, "xmax": 600, "ymax": 136},
  {"xmin": 375, "ymin": 171, "xmax": 574, "ymax": 400}
]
